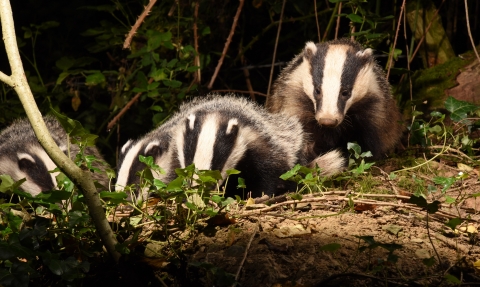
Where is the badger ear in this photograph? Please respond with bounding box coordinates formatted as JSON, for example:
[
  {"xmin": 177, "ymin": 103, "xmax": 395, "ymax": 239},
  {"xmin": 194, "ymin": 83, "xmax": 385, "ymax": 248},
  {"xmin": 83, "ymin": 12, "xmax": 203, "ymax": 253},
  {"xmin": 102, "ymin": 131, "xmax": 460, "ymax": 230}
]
[
  {"xmin": 121, "ymin": 139, "xmax": 133, "ymax": 155},
  {"xmin": 144, "ymin": 140, "xmax": 168, "ymax": 158},
  {"xmin": 303, "ymin": 41, "xmax": 317, "ymax": 60},
  {"xmin": 356, "ymin": 48, "xmax": 373, "ymax": 58}
]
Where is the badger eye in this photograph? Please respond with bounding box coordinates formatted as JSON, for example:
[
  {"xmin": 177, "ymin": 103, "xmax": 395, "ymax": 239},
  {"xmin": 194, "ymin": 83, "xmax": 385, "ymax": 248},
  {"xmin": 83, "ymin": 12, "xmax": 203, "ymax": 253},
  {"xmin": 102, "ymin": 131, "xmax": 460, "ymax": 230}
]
[
  {"xmin": 341, "ymin": 89, "xmax": 351, "ymax": 98},
  {"xmin": 314, "ymin": 87, "xmax": 321, "ymax": 95}
]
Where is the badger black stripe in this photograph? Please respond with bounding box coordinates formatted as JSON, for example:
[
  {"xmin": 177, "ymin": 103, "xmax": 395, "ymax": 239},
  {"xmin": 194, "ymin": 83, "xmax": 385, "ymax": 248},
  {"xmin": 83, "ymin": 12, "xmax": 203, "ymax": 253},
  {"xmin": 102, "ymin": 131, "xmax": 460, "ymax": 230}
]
[
  {"xmin": 210, "ymin": 121, "xmax": 239, "ymax": 171},
  {"xmin": 310, "ymin": 43, "xmax": 329, "ymax": 110},
  {"xmin": 183, "ymin": 112, "xmax": 203, "ymax": 165},
  {"xmin": 338, "ymin": 49, "xmax": 370, "ymax": 113},
  {"xmin": 18, "ymin": 154, "xmax": 55, "ymax": 191}
]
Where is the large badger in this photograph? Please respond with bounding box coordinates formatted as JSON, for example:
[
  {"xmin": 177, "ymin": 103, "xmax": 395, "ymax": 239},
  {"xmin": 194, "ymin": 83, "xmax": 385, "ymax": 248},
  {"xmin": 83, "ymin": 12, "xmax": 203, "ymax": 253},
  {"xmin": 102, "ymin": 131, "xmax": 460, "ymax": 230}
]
[
  {"xmin": 116, "ymin": 95, "xmax": 345, "ymax": 200},
  {"xmin": 266, "ymin": 38, "xmax": 403, "ymax": 163},
  {"xmin": 0, "ymin": 116, "xmax": 109, "ymax": 196}
]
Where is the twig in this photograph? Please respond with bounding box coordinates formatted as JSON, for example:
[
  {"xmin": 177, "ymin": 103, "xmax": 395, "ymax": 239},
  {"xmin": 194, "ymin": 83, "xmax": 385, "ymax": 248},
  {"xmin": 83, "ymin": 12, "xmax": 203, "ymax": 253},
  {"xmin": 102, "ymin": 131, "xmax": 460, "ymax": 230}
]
[
  {"xmin": 433, "ymin": 233, "xmax": 478, "ymax": 254},
  {"xmin": 207, "ymin": 0, "xmax": 245, "ymax": 89},
  {"xmin": 409, "ymin": 0, "xmax": 446, "ymax": 65},
  {"xmin": 107, "ymin": 78, "xmax": 154, "ymax": 130},
  {"xmin": 464, "ymin": 0, "xmax": 480, "ymax": 63},
  {"xmin": 314, "ymin": 0, "xmax": 321, "ymax": 43},
  {"xmin": 386, "ymin": 0, "xmax": 406, "ymax": 80},
  {"xmin": 427, "ymin": 145, "xmax": 475, "ymax": 163},
  {"xmin": 193, "ymin": 1, "xmax": 201, "ymax": 84},
  {"xmin": 314, "ymin": 272, "xmax": 415, "ymax": 287},
  {"xmin": 334, "ymin": 2, "xmax": 342, "ymax": 40},
  {"xmin": 241, "ymin": 55, "xmax": 255, "ymax": 100},
  {"xmin": 266, "ymin": 0, "xmax": 286, "ymax": 97},
  {"xmin": 233, "ymin": 222, "xmax": 258, "ymax": 284},
  {"xmin": 373, "ymin": 166, "xmax": 400, "ymax": 196},
  {"xmin": 322, "ymin": 2, "xmax": 339, "ymax": 41},
  {"xmin": 123, "ymin": 0, "xmax": 158, "ymax": 49},
  {"xmin": 211, "ymin": 89, "xmax": 267, "ymax": 97}
]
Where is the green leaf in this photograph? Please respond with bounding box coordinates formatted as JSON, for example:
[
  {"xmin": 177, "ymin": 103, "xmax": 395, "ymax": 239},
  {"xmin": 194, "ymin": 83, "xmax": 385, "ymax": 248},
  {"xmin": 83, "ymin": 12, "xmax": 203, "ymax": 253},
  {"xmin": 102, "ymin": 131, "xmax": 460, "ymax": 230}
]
[
  {"xmin": 444, "ymin": 273, "xmax": 461, "ymax": 284},
  {"xmin": 163, "ymin": 80, "xmax": 182, "ymax": 88},
  {"xmin": 56, "ymin": 72, "xmax": 70, "ymax": 85},
  {"xmin": 422, "ymin": 257, "xmax": 436, "ymax": 267},
  {"xmin": 85, "ymin": 71, "xmax": 106, "ymax": 86},
  {"xmin": 226, "ymin": 169, "xmax": 241, "ymax": 176},
  {"xmin": 166, "ymin": 177, "xmax": 184, "ymax": 191},
  {"xmin": 280, "ymin": 164, "xmax": 301, "ymax": 180},
  {"xmin": 445, "ymin": 96, "xmax": 478, "ymax": 122},
  {"xmin": 201, "ymin": 26, "xmax": 211, "ymax": 36},
  {"xmin": 445, "ymin": 218, "xmax": 463, "ymax": 230},
  {"xmin": 237, "ymin": 177, "xmax": 246, "ymax": 189},
  {"xmin": 408, "ymin": 195, "xmax": 427, "ymax": 208},
  {"xmin": 49, "ymin": 109, "xmax": 87, "ymax": 137},
  {"xmin": 433, "ymin": 176, "xmax": 456, "ymax": 193},
  {"xmin": 347, "ymin": 13, "xmax": 363, "ymax": 23}
]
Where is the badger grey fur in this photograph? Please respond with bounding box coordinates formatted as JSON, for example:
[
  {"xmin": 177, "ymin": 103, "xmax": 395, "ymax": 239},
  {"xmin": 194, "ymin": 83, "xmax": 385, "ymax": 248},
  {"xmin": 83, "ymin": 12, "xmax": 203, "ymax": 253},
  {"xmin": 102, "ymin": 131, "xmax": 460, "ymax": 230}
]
[
  {"xmin": 266, "ymin": 38, "xmax": 403, "ymax": 162},
  {"xmin": 116, "ymin": 95, "xmax": 345, "ymax": 199},
  {"xmin": 0, "ymin": 116, "xmax": 109, "ymax": 196}
]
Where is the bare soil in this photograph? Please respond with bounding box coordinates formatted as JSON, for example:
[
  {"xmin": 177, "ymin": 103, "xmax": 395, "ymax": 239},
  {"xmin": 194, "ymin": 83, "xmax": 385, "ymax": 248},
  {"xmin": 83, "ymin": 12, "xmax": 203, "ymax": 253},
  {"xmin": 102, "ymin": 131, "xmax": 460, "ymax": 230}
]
[{"xmin": 128, "ymin": 158, "xmax": 480, "ymax": 287}]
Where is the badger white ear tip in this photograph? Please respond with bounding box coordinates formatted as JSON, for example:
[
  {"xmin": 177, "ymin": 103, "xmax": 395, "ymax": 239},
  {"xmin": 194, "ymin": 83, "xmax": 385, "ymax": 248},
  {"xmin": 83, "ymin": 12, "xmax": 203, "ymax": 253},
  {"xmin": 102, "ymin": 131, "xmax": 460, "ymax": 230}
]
[
  {"xmin": 145, "ymin": 141, "xmax": 160, "ymax": 154},
  {"xmin": 305, "ymin": 41, "xmax": 317, "ymax": 51},
  {"xmin": 357, "ymin": 48, "xmax": 373, "ymax": 57}
]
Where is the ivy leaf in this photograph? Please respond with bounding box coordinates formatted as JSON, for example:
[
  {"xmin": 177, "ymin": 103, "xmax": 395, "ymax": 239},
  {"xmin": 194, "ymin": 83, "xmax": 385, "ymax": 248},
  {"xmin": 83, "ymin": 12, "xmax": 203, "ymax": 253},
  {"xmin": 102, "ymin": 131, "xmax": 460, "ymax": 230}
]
[
  {"xmin": 445, "ymin": 218, "xmax": 463, "ymax": 230},
  {"xmin": 444, "ymin": 96, "xmax": 478, "ymax": 122}
]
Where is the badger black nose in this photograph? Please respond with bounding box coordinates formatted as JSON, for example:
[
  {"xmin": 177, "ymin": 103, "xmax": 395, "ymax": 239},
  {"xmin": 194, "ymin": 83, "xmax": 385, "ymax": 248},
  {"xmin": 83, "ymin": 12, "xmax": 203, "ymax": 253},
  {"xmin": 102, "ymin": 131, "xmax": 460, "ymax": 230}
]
[{"xmin": 317, "ymin": 118, "xmax": 338, "ymax": 127}]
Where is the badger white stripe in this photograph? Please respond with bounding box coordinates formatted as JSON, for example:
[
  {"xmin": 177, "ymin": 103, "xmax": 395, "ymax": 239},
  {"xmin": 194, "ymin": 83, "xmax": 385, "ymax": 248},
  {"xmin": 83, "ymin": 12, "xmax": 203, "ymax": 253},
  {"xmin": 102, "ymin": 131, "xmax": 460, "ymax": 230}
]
[
  {"xmin": 319, "ymin": 45, "xmax": 348, "ymax": 118},
  {"xmin": 193, "ymin": 114, "xmax": 219, "ymax": 170},
  {"xmin": 188, "ymin": 114, "xmax": 196, "ymax": 130},
  {"xmin": 30, "ymin": 145, "xmax": 59, "ymax": 195},
  {"xmin": 17, "ymin": 152, "xmax": 35, "ymax": 163},
  {"xmin": 220, "ymin": 126, "xmax": 254, "ymax": 180},
  {"xmin": 293, "ymin": 60, "xmax": 315, "ymax": 110},
  {"xmin": 116, "ymin": 139, "xmax": 144, "ymax": 191},
  {"xmin": 226, "ymin": 118, "xmax": 238, "ymax": 134}
]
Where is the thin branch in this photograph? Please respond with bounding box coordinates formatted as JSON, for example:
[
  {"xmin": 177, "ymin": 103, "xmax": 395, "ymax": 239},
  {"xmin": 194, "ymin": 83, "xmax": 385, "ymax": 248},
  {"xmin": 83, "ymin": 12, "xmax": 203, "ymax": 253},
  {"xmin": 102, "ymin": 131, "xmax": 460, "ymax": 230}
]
[
  {"xmin": 233, "ymin": 222, "xmax": 258, "ymax": 284},
  {"xmin": 266, "ymin": 0, "xmax": 286, "ymax": 97},
  {"xmin": 207, "ymin": 0, "xmax": 245, "ymax": 89},
  {"xmin": 314, "ymin": 0, "xmax": 321, "ymax": 43},
  {"xmin": 193, "ymin": 0, "xmax": 201, "ymax": 84},
  {"xmin": 241, "ymin": 56, "xmax": 255, "ymax": 100},
  {"xmin": 107, "ymin": 78, "xmax": 154, "ymax": 130},
  {"xmin": 464, "ymin": 0, "xmax": 480, "ymax": 63},
  {"xmin": 123, "ymin": 0, "xmax": 158, "ymax": 49},
  {"xmin": 386, "ymin": 0, "xmax": 406, "ymax": 80},
  {"xmin": 334, "ymin": 2, "xmax": 342, "ymax": 40}
]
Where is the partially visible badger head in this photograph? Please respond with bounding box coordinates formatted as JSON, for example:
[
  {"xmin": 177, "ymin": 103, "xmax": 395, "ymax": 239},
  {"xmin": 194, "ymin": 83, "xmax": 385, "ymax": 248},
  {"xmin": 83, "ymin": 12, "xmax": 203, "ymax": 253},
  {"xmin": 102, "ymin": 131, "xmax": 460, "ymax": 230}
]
[
  {"xmin": 298, "ymin": 39, "xmax": 384, "ymax": 128},
  {"xmin": 115, "ymin": 131, "xmax": 173, "ymax": 201}
]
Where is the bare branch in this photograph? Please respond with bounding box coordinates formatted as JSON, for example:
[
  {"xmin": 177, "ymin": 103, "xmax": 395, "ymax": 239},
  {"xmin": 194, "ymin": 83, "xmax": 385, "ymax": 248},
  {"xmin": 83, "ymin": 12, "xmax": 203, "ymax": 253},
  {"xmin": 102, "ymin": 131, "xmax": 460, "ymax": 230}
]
[
  {"xmin": 266, "ymin": 0, "xmax": 286, "ymax": 97},
  {"xmin": 207, "ymin": 0, "xmax": 245, "ymax": 90},
  {"xmin": 123, "ymin": 0, "xmax": 158, "ymax": 49},
  {"xmin": 464, "ymin": 0, "xmax": 480, "ymax": 63}
]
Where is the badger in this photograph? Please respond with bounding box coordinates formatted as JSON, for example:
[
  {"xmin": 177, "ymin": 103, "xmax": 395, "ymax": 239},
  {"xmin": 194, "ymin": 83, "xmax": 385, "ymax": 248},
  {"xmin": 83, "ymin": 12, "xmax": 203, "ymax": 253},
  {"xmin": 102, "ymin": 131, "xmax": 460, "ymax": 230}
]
[
  {"xmin": 266, "ymin": 38, "xmax": 403, "ymax": 163},
  {"xmin": 0, "ymin": 116, "xmax": 109, "ymax": 197},
  {"xmin": 116, "ymin": 95, "xmax": 345, "ymax": 200}
]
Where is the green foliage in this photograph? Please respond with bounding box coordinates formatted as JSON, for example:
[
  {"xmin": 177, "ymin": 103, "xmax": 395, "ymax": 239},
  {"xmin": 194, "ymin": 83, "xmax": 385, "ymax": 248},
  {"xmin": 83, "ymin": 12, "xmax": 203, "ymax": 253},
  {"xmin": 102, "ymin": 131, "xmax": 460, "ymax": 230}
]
[{"xmin": 0, "ymin": 124, "xmax": 112, "ymax": 286}]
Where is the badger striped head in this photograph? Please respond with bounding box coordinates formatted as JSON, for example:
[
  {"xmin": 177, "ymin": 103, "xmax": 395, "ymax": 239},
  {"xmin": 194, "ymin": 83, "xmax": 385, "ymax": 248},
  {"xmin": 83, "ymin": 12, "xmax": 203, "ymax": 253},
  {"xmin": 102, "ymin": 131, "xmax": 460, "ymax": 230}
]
[
  {"xmin": 0, "ymin": 144, "xmax": 64, "ymax": 196},
  {"xmin": 301, "ymin": 40, "xmax": 382, "ymax": 128}
]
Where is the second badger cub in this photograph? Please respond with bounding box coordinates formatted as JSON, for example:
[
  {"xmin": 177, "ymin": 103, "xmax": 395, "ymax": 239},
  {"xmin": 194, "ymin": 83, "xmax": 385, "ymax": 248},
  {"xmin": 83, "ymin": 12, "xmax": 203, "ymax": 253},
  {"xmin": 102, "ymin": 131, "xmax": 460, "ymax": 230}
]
[
  {"xmin": 266, "ymin": 39, "xmax": 403, "ymax": 162},
  {"xmin": 116, "ymin": 95, "xmax": 345, "ymax": 199}
]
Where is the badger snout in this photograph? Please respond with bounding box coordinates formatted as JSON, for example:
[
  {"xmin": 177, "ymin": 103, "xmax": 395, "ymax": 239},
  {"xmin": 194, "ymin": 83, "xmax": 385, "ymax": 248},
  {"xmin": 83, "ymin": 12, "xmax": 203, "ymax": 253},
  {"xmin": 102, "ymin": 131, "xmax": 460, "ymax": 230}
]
[{"xmin": 317, "ymin": 118, "xmax": 338, "ymax": 127}]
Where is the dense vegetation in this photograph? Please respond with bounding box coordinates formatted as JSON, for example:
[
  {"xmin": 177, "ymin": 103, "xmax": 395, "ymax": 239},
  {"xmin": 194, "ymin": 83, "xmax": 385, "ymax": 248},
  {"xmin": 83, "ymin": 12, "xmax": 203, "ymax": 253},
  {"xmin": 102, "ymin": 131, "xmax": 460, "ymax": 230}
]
[{"xmin": 0, "ymin": 0, "xmax": 479, "ymax": 286}]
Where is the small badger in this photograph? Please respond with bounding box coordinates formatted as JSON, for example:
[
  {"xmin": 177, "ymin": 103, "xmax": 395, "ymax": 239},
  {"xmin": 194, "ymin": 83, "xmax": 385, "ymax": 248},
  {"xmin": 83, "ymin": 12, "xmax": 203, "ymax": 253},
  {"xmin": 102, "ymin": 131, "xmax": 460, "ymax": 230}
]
[
  {"xmin": 116, "ymin": 95, "xmax": 345, "ymax": 199},
  {"xmin": 0, "ymin": 116, "xmax": 109, "ymax": 196},
  {"xmin": 266, "ymin": 38, "xmax": 403, "ymax": 162}
]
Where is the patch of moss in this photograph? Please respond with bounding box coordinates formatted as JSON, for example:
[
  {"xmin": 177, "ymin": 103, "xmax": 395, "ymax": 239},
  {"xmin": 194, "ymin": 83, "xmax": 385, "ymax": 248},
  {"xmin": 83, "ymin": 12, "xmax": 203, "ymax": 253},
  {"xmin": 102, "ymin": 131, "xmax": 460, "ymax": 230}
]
[{"xmin": 394, "ymin": 46, "xmax": 479, "ymax": 117}]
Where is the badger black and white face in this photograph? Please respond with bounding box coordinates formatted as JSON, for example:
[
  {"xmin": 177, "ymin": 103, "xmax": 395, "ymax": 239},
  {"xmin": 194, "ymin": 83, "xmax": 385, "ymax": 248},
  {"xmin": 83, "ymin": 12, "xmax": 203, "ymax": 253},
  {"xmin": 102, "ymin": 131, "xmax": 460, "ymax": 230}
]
[
  {"xmin": 299, "ymin": 40, "xmax": 383, "ymax": 128},
  {"xmin": 0, "ymin": 144, "xmax": 65, "ymax": 196}
]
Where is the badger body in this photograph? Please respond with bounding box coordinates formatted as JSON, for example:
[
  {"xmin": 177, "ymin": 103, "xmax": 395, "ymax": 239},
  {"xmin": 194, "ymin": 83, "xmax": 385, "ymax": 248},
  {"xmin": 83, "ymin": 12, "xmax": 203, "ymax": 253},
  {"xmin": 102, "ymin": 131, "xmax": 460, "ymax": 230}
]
[
  {"xmin": 0, "ymin": 116, "xmax": 109, "ymax": 196},
  {"xmin": 116, "ymin": 95, "xmax": 345, "ymax": 199},
  {"xmin": 266, "ymin": 39, "xmax": 403, "ymax": 162}
]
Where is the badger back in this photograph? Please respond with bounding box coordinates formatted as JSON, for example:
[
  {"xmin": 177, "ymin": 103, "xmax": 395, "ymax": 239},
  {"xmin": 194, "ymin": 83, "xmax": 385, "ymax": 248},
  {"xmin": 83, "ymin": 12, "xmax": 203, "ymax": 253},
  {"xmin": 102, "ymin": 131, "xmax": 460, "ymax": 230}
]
[
  {"xmin": 0, "ymin": 116, "xmax": 109, "ymax": 196},
  {"xmin": 116, "ymin": 95, "xmax": 304, "ymax": 198},
  {"xmin": 267, "ymin": 38, "xmax": 402, "ymax": 160}
]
